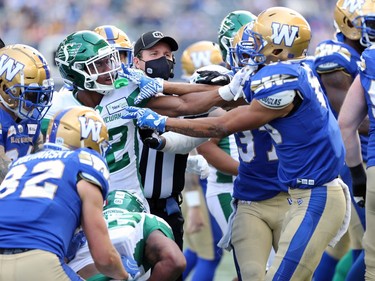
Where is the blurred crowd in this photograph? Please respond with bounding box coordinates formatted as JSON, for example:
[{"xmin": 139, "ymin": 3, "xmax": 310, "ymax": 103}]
[{"xmin": 0, "ymin": 0, "xmax": 337, "ymax": 82}]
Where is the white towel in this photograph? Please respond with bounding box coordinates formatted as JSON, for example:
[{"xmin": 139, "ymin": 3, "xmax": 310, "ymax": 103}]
[
  {"xmin": 328, "ymin": 178, "xmax": 351, "ymax": 247},
  {"xmin": 217, "ymin": 198, "xmax": 238, "ymax": 251}
]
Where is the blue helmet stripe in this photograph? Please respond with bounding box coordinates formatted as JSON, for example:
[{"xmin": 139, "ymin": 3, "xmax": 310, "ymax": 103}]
[
  {"xmin": 36, "ymin": 53, "xmax": 51, "ymax": 79},
  {"xmin": 49, "ymin": 108, "xmax": 71, "ymax": 143},
  {"xmin": 104, "ymin": 27, "xmax": 116, "ymax": 45}
]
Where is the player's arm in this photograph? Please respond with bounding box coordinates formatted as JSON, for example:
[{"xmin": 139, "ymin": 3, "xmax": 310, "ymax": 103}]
[
  {"xmin": 164, "ymin": 101, "xmax": 293, "ymax": 138},
  {"xmin": 338, "ymin": 75, "xmax": 367, "ymax": 167},
  {"xmin": 33, "ymin": 133, "xmax": 44, "ymax": 152},
  {"xmin": 197, "ymin": 138, "xmax": 239, "ymax": 176},
  {"xmin": 78, "ymin": 179, "xmax": 129, "ymax": 280},
  {"xmin": 146, "ymin": 89, "xmax": 229, "ymax": 117},
  {"xmin": 163, "ymin": 81, "xmax": 219, "ymax": 95},
  {"xmin": 196, "ymin": 107, "xmax": 239, "ymax": 175},
  {"xmin": 144, "ymin": 230, "xmax": 186, "ymax": 281},
  {"xmin": 0, "ymin": 145, "xmax": 11, "ymax": 182}
]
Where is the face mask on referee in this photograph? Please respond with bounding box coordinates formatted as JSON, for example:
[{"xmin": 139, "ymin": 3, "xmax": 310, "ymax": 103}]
[{"xmin": 143, "ymin": 56, "xmax": 175, "ymax": 80}]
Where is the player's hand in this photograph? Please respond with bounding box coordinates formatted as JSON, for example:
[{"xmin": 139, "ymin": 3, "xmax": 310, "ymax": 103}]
[
  {"xmin": 120, "ymin": 65, "xmax": 164, "ymax": 104},
  {"xmin": 139, "ymin": 128, "xmax": 165, "ymax": 150},
  {"xmin": 186, "ymin": 155, "xmax": 210, "ymax": 179},
  {"xmin": 66, "ymin": 230, "xmax": 86, "ymax": 262},
  {"xmin": 218, "ymin": 65, "xmax": 256, "ymax": 101},
  {"xmin": 122, "ymin": 106, "xmax": 167, "ymax": 133},
  {"xmin": 121, "ymin": 256, "xmax": 141, "ymax": 281},
  {"xmin": 195, "ymin": 70, "xmax": 232, "ymax": 86}
]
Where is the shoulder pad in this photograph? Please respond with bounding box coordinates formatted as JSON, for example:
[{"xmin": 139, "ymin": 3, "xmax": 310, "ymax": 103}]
[
  {"xmin": 314, "ymin": 40, "xmax": 360, "ymax": 77},
  {"xmin": 77, "ymin": 149, "xmax": 110, "ymax": 198},
  {"xmin": 258, "ymin": 90, "xmax": 296, "ymax": 109}
]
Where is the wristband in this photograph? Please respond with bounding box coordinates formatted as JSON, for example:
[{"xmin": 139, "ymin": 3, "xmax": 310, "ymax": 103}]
[
  {"xmin": 349, "ymin": 164, "xmax": 366, "ymax": 179},
  {"xmin": 218, "ymin": 85, "xmax": 235, "ymax": 101},
  {"xmin": 184, "ymin": 190, "xmax": 201, "ymax": 207}
]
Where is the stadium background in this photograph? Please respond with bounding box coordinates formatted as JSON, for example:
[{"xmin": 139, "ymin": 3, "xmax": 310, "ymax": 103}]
[
  {"xmin": 1, "ymin": 0, "xmax": 336, "ymax": 86},
  {"xmin": 0, "ymin": 0, "xmax": 338, "ymax": 279}
]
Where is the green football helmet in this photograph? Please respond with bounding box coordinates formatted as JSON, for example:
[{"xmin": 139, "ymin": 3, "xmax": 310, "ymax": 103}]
[
  {"xmin": 104, "ymin": 190, "xmax": 147, "ymax": 214},
  {"xmin": 217, "ymin": 10, "xmax": 257, "ymax": 64},
  {"xmin": 55, "ymin": 30, "xmax": 121, "ymax": 95}
]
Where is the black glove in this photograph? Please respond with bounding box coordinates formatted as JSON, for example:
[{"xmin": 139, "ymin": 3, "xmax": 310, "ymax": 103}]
[
  {"xmin": 139, "ymin": 128, "xmax": 165, "ymax": 150},
  {"xmin": 349, "ymin": 164, "xmax": 367, "ymax": 208},
  {"xmin": 195, "ymin": 70, "xmax": 232, "ymax": 86}
]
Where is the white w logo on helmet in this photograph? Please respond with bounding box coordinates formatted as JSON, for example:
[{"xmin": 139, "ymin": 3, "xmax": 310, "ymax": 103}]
[
  {"xmin": 271, "ymin": 23, "xmax": 299, "ymax": 47},
  {"xmin": 190, "ymin": 51, "xmax": 212, "ymax": 68},
  {"xmin": 79, "ymin": 116, "xmax": 102, "ymax": 142},
  {"xmin": 341, "ymin": 0, "xmax": 365, "ymax": 13},
  {"xmin": 0, "ymin": 56, "xmax": 25, "ymax": 80}
]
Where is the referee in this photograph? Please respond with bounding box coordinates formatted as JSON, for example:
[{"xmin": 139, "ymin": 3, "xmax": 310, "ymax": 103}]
[{"xmin": 132, "ymin": 30, "xmax": 186, "ymax": 252}]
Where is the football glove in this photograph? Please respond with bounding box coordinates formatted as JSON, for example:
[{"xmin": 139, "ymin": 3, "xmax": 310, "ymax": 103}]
[
  {"xmin": 195, "ymin": 70, "xmax": 232, "ymax": 86},
  {"xmin": 66, "ymin": 230, "xmax": 86, "ymax": 262},
  {"xmin": 186, "ymin": 155, "xmax": 210, "ymax": 179},
  {"xmin": 139, "ymin": 128, "xmax": 165, "ymax": 150},
  {"xmin": 218, "ymin": 65, "xmax": 256, "ymax": 101},
  {"xmin": 122, "ymin": 106, "xmax": 167, "ymax": 133},
  {"xmin": 121, "ymin": 65, "xmax": 164, "ymax": 105},
  {"xmin": 121, "ymin": 255, "xmax": 141, "ymax": 281}
]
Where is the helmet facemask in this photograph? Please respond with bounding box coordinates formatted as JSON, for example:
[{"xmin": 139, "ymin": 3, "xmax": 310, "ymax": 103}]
[
  {"xmin": 72, "ymin": 46, "xmax": 121, "ymax": 95},
  {"xmin": 353, "ymin": 15, "xmax": 375, "ymax": 47}
]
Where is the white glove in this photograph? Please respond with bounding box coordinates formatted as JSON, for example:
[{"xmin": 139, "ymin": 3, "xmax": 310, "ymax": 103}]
[
  {"xmin": 186, "ymin": 155, "xmax": 210, "ymax": 179},
  {"xmin": 218, "ymin": 65, "xmax": 257, "ymax": 101}
]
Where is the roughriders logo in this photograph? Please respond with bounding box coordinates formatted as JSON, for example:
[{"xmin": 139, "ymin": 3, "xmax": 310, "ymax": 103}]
[{"xmin": 58, "ymin": 42, "xmax": 82, "ymax": 63}]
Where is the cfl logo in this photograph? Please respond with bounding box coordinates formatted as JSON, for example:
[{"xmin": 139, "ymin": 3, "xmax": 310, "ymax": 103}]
[{"xmin": 152, "ymin": 31, "xmax": 164, "ymax": 38}]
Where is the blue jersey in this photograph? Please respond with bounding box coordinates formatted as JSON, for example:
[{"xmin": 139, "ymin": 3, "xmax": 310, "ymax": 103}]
[
  {"xmin": 0, "ymin": 147, "xmax": 109, "ymax": 258},
  {"xmin": 233, "ymin": 128, "xmax": 287, "ymax": 201},
  {"xmin": 0, "ymin": 108, "xmax": 40, "ymax": 160},
  {"xmin": 359, "ymin": 45, "xmax": 375, "ymax": 168},
  {"xmin": 246, "ymin": 61, "xmax": 345, "ymax": 188},
  {"xmin": 314, "ymin": 39, "xmax": 360, "ymax": 80},
  {"xmin": 314, "ymin": 39, "xmax": 368, "ymax": 161}
]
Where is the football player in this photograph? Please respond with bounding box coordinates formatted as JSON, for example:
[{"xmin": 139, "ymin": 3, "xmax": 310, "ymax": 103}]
[
  {"xmin": 339, "ymin": 43, "xmax": 375, "ymax": 281},
  {"xmin": 313, "ymin": 1, "xmax": 374, "ymax": 279},
  {"xmin": 179, "ymin": 40, "xmax": 239, "ymax": 281},
  {"xmin": 69, "ymin": 189, "xmax": 186, "ymax": 281},
  {"xmin": 0, "ymin": 44, "xmax": 54, "ymax": 181},
  {"xmin": 218, "ymin": 10, "xmax": 259, "ymax": 68},
  {"xmin": 0, "ymin": 106, "xmax": 131, "ymax": 281},
  {"xmin": 94, "ymin": 25, "xmax": 133, "ymax": 67},
  {"xmin": 40, "ymin": 30, "xmax": 152, "ymax": 210},
  {"xmin": 122, "ymin": 7, "xmax": 351, "ymax": 281}
]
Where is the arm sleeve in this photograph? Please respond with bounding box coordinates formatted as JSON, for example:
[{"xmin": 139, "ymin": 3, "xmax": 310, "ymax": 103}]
[{"xmin": 160, "ymin": 132, "xmax": 209, "ymax": 154}]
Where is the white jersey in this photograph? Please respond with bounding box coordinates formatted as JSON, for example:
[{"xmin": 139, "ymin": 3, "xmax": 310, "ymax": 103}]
[
  {"xmin": 44, "ymin": 85, "xmax": 145, "ymax": 202},
  {"xmin": 206, "ymin": 134, "xmax": 238, "ymax": 198},
  {"xmin": 68, "ymin": 210, "xmax": 174, "ymax": 280}
]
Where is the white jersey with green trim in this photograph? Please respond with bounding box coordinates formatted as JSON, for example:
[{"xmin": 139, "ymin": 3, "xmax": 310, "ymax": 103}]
[
  {"xmin": 43, "ymin": 84, "xmax": 145, "ymax": 202},
  {"xmin": 68, "ymin": 209, "xmax": 174, "ymax": 279}
]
